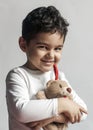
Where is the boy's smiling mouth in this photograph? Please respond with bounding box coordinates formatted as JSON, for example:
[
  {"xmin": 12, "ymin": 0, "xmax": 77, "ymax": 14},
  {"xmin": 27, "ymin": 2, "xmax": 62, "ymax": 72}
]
[{"xmin": 41, "ymin": 59, "xmax": 55, "ymax": 65}]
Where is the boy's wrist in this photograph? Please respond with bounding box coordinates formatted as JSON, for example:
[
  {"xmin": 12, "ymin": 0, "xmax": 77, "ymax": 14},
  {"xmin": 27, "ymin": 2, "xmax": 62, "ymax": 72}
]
[{"xmin": 58, "ymin": 98, "xmax": 66, "ymax": 114}]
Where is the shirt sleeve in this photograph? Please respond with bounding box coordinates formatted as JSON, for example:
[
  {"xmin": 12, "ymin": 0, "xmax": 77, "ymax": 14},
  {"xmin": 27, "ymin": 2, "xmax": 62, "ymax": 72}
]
[
  {"xmin": 59, "ymin": 71, "xmax": 88, "ymax": 120},
  {"xmin": 6, "ymin": 69, "xmax": 58, "ymax": 123}
]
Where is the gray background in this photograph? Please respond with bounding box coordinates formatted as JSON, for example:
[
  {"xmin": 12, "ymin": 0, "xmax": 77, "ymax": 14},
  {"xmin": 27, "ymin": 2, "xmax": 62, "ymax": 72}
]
[{"xmin": 0, "ymin": 0, "xmax": 92, "ymax": 130}]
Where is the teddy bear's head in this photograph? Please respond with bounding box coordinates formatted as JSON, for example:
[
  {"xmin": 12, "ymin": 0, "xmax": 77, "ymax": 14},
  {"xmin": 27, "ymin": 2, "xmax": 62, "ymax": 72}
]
[{"xmin": 45, "ymin": 80, "xmax": 72, "ymax": 99}]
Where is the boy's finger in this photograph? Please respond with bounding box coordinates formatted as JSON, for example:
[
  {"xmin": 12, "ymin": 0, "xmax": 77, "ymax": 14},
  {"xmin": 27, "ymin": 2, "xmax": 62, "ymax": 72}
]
[{"xmin": 80, "ymin": 107, "xmax": 88, "ymax": 114}]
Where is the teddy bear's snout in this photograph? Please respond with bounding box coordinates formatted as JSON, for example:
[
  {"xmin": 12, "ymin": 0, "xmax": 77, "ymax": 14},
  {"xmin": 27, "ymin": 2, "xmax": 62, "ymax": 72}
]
[{"xmin": 67, "ymin": 87, "xmax": 71, "ymax": 93}]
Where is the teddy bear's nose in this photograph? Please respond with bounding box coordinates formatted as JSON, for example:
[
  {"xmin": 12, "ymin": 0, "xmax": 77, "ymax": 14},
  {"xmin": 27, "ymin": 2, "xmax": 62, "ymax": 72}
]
[{"xmin": 67, "ymin": 88, "xmax": 71, "ymax": 93}]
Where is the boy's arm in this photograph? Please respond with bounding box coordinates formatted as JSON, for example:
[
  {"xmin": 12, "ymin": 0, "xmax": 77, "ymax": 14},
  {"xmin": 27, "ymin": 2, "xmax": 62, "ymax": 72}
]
[
  {"xmin": 59, "ymin": 72, "xmax": 88, "ymax": 121},
  {"xmin": 26, "ymin": 114, "xmax": 68, "ymax": 129},
  {"xmin": 6, "ymin": 70, "xmax": 59, "ymax": 123},
  {"xmin": 26, "ymin": 116, "xmax": 55, "ymax": 129}
]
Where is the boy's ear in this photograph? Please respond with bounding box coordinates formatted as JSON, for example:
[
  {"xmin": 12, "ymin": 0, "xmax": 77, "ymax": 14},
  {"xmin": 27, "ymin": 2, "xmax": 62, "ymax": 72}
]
[{"xmin": 19, "ymin": 37, "xmax": 27, "ymax": 52}]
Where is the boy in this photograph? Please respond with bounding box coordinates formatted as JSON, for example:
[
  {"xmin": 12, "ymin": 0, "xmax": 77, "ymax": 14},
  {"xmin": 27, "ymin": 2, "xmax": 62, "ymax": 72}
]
[{"xmin": 6, "ymin": 6, "xmax": 87, "ymax": 130}]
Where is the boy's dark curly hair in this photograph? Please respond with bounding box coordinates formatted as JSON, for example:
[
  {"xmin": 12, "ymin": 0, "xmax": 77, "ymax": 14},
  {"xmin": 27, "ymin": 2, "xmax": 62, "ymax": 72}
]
[{"xmin": 22, "ymin": 6, "xmax": 69, "ymax": 43}]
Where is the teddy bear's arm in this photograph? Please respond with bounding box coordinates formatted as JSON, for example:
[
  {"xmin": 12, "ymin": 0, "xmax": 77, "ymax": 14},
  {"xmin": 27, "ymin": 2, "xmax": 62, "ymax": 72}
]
[{"xmin": 36, "ymin": 91, "xmax": 47, "ymax": 99}]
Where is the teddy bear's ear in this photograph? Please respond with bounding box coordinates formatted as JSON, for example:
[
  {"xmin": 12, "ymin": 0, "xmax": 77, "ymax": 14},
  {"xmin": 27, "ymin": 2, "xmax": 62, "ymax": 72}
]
[{"xmin": 46, "ymin": 80, "xmax": 54, "ymax": 88}]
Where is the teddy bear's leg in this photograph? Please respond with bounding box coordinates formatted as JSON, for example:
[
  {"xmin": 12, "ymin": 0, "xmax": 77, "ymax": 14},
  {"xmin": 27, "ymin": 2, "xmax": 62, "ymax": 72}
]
[
  {"xmin": 57, "ymin": 124, "xmax": 67, "ymax": 130},
  {"xmin": 43, "ymin": 123, "xmax": 58, "ymax": 130}
]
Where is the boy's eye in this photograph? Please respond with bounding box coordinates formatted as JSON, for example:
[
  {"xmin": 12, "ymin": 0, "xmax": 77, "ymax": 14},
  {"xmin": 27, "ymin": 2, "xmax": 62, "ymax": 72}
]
[
  {"xmin": 38, "ymin": 46, "xmax": 48, "ymax": 50},
  {"xmin": 55, "ymin": 47, "xmax": 62, "ymax": 51}
]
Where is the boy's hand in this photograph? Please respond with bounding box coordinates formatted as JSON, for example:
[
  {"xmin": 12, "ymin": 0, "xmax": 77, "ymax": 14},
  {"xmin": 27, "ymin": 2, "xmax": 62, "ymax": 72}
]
[
  {"xmin": 54, "ymin": 114, "xmax": 69, "ymax": 123},
  {"xmin": 58, "ymin": 98, "xmax": 87, "ymax": 123},
  {"xmin": 64, "ymin": 103, "xmax": 87, "ymax": 123}
]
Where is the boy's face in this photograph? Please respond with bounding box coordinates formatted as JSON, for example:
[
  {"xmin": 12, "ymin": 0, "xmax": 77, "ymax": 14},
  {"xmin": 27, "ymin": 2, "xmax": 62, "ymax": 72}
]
[{"xmin": 19, "ymin": 32, "xmax": 64, "ymax": 72}]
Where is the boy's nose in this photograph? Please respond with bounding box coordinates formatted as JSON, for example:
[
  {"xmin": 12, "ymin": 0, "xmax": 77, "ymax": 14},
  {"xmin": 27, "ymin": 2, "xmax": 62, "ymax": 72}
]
[{"xmin": 46, "ymin": 51, "xmax": 54, "ymax": 58}]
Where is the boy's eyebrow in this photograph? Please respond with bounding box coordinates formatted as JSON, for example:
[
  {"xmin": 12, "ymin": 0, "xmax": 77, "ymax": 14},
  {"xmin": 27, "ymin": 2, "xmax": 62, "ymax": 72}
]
[{"xmin": 36, "ymin": 42, "xmax": 49, "ymax": 45}]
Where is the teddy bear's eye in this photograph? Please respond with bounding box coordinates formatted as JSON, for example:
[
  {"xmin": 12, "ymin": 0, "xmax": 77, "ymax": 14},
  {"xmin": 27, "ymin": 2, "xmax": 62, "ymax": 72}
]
[{"xmin": 59, "ymin": 84, "xmax": 62, "ymax": 88}]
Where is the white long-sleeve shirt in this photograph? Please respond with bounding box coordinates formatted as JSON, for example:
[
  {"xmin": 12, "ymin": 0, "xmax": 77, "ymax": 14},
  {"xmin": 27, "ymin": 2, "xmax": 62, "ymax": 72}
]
[{"xmin": 6, "ymin": 66, "xmax": 87, "ymax": 130}]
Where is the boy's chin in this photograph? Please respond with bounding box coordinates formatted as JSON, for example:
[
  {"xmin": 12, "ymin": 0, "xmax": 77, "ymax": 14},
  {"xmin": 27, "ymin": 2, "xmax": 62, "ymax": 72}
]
[{"xmin": 40, "ymin": 66, "xmax": 53, "ymax": 72}]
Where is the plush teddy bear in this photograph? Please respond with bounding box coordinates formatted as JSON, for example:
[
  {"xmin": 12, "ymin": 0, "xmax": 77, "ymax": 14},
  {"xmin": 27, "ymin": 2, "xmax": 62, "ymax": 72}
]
[
  {"xmin": 27, "ymin": 64, "xmax": 73, "ymax": 130},
  {"xmin": 37, "ymin": 79, "xmax": 72, "ymax": 99}
]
